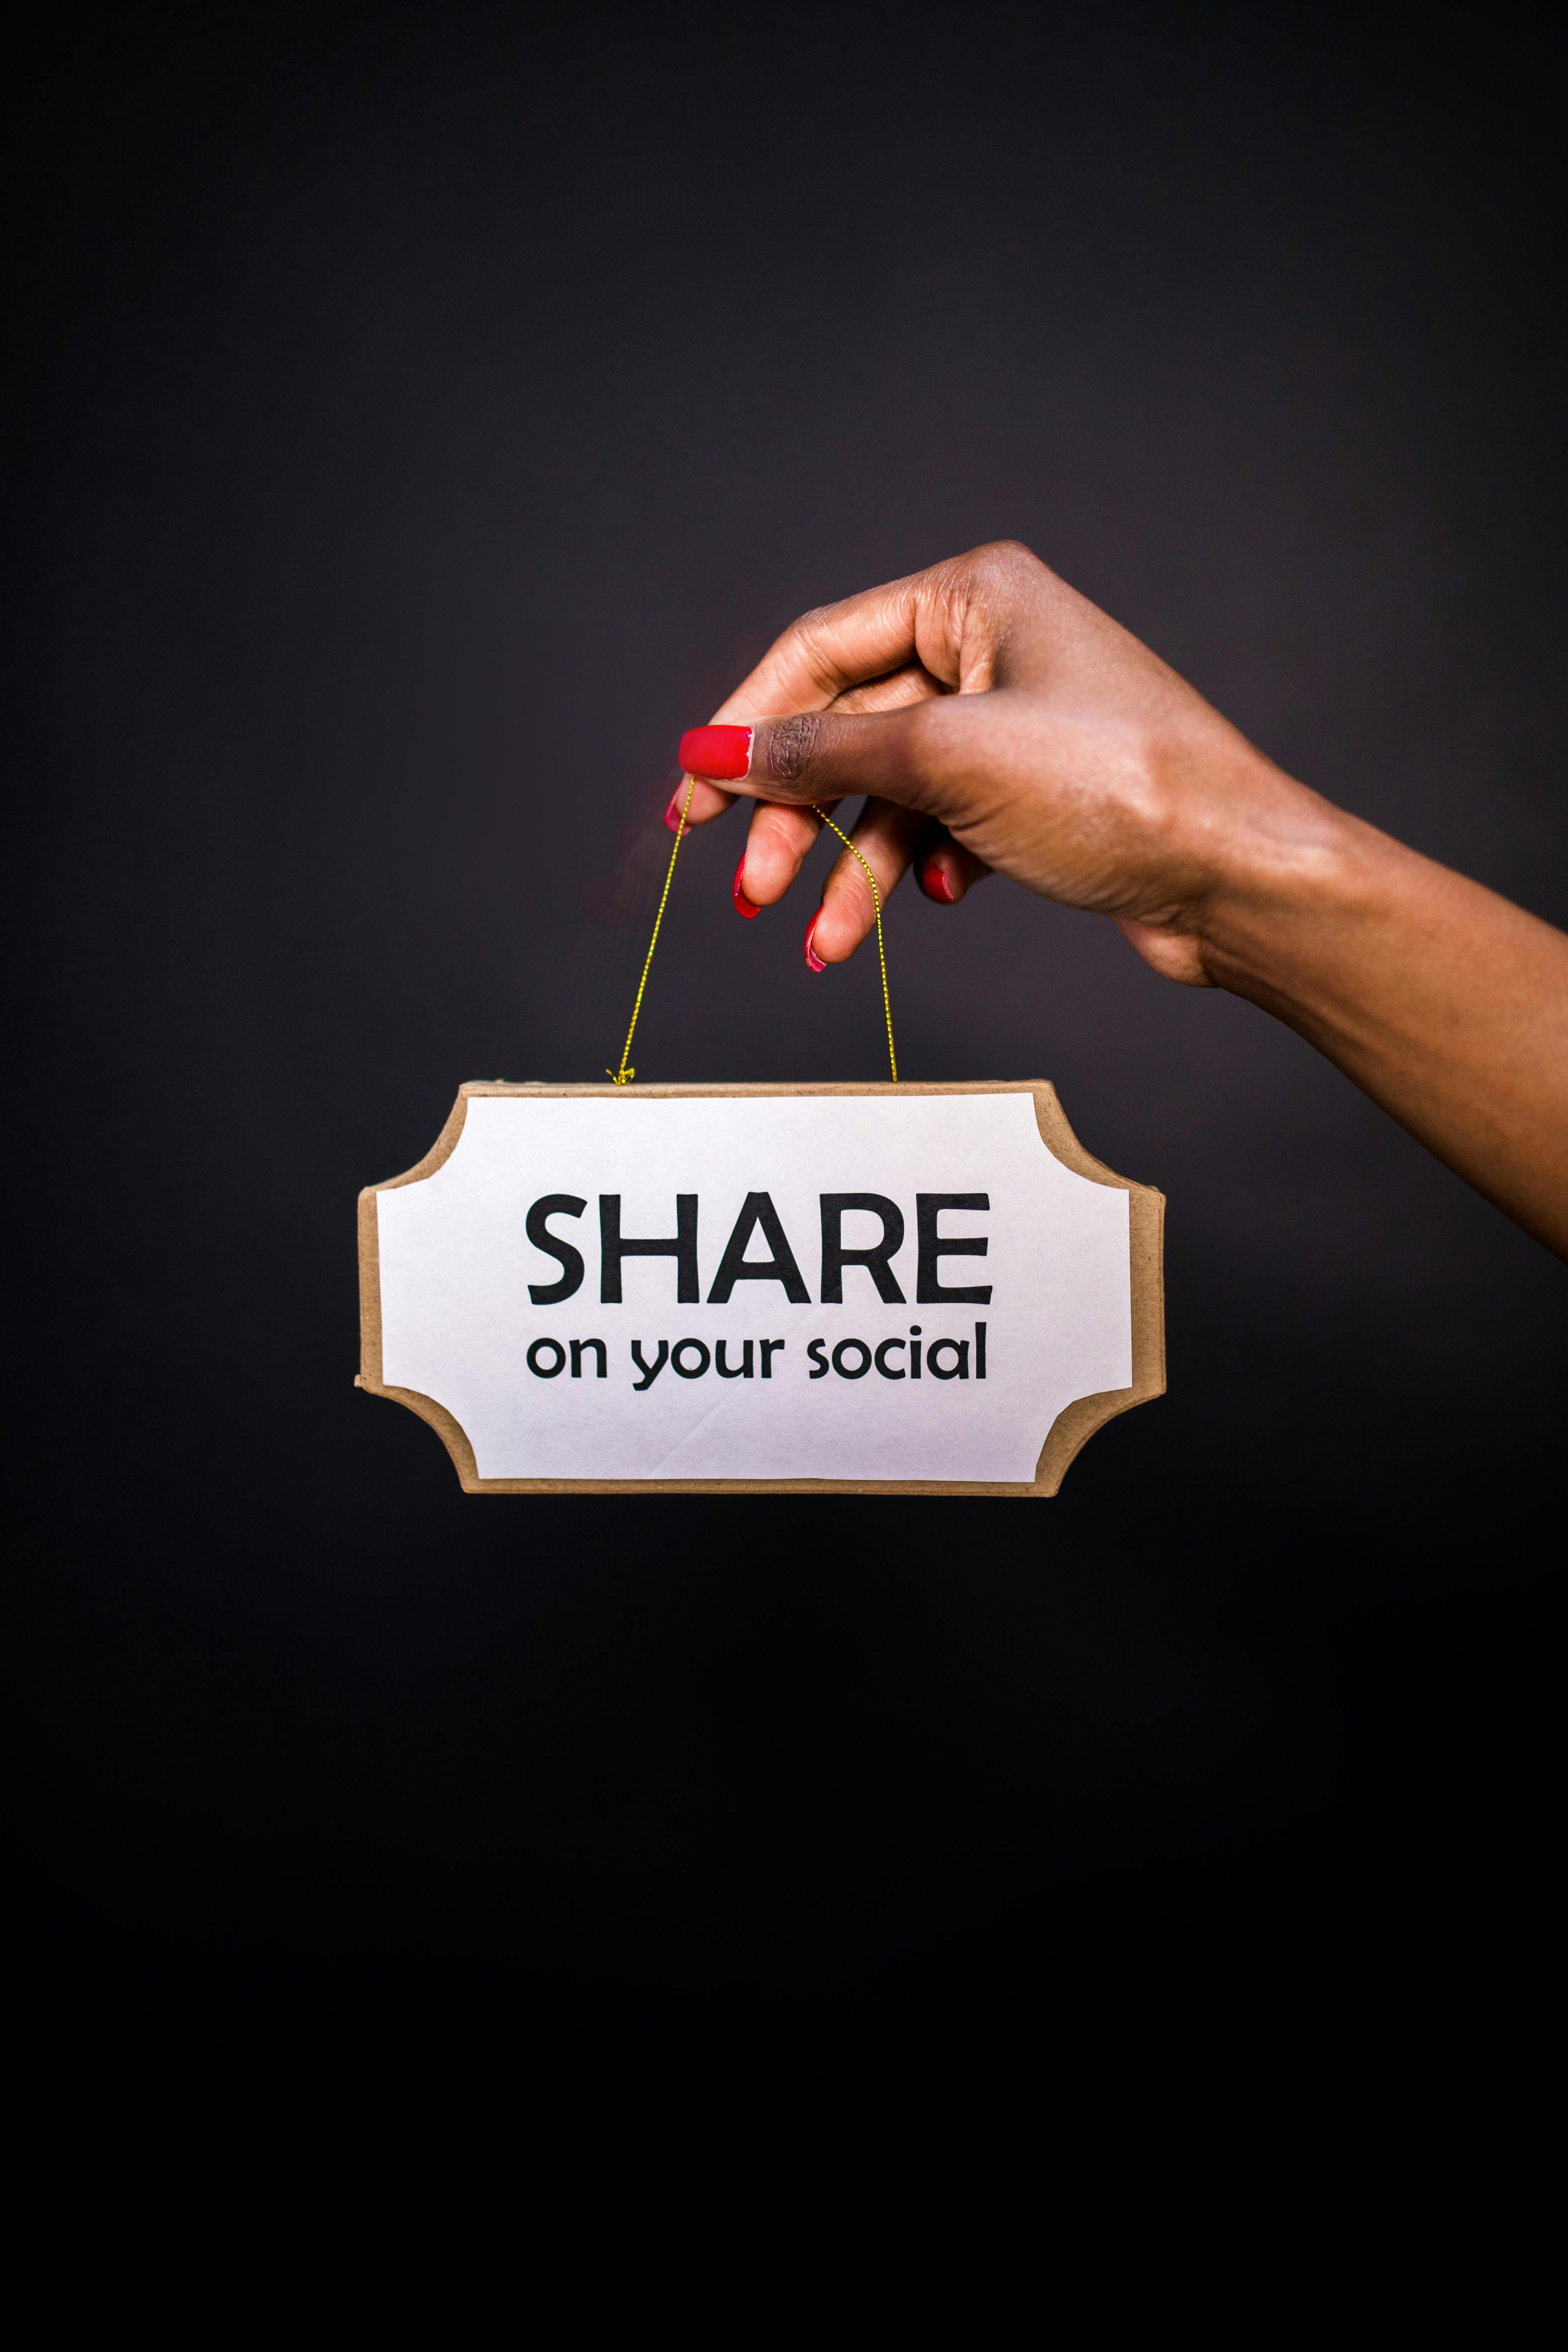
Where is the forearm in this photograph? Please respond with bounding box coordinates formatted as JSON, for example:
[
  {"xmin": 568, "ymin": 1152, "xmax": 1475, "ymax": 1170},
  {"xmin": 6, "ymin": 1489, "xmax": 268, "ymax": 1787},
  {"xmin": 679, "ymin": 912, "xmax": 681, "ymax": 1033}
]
[{"xmin": 1200, "ymin": 793, "xmax": 1568, "ymax": 1259}]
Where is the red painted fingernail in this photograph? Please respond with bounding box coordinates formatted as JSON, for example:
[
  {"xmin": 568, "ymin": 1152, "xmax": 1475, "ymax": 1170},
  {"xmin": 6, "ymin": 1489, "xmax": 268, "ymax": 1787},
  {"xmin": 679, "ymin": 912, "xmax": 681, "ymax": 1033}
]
[
  {"xmin": 678, "ymin": 724, "xmax": 752, "ymax": 780},
  {"xmin": 922, "ymin": 861, "xmax": 957, "ymax": 903},
  {"xmin": 733, "ymin": 858, "xmax": 759, "ymax": 918},
  {"xmin": 804, "ymin": 912, "xmax": 827, "ymax": 973},
  {"xmin": 664, "ymin": 789, "xmax": 689, "ymax": 833}
]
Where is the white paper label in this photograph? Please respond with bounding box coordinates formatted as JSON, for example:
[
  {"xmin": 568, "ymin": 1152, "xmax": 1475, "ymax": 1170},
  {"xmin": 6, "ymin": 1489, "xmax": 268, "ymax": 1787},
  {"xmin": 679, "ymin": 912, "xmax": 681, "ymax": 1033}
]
[{"xmin": 376, "ymin": 1093, "xmax": 1130, "ymax": 1484}]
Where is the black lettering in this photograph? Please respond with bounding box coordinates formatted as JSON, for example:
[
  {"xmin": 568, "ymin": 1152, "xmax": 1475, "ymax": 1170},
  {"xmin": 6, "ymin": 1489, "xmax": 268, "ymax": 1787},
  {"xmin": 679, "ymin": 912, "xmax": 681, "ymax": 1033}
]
[
  {"xmin": 600, "ymin": 1195, "xmax": 699, "ymax": 1303},
  {"xmin": 527, "ymin": 1336, "xmax": 567, "ymax": 1378},
  {"xmin": 975, "ymin": 1320, "xmax": 986, "ymax": 1380},
  {"xmin": 526, "ymin": 1196, "xmax": 586, "ymax": 1304},
  {"xmin": 715, "ymin": 1340, "xmax": 753, "ymax": 1379},
  {"xmin": 832, "ymin": 1337, "xmax": 872, "ymax": 1380},
  {"xmin": 874, "ymin": 1338, "xmax": 906, "ymax": 1379},
  {"xmin": 671, "ymin": 1337, "xmax": 710, "ymax": 1379},
  {"xmin": 927, "ymin": 1337, "xmax": 969, "ymax": 1380},
  {"xmin": 910, "ymin": 1324, "xmax": 923, "ymax": 1378},
  {"xmin": 916, "ymin": 1195, "xmax": 992, "ymax": 1304},
  {"xmin": 761, "ymin": 1340, "xmax": 785, "ymax": 1378},
  {"xmin": 707, "ymin": 1193, "xmax": 810, "ymax": 1303},
  {"xmin": 820, "ymin": 1194, "xmax": 906, "ymax": 1303},
  {"xmin": 630, "ymin": 1340, "xmax": 668, "ymax": 1390},
  {"xmin": 807, "ymin": 1339, "xmax": 829, "ymax": 1380},
  {"xmin": 570, "ymin": 1339, "xmax": 607, "ymax": 1379}
]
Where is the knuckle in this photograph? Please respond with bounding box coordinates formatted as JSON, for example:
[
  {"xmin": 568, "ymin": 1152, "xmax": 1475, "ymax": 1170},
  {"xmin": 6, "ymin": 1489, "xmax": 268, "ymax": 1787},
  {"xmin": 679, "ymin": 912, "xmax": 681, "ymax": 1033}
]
[
  {"xmin": 962, "ymin": 540, "xmax": 1048, "ymax": 604},
  {"xmin": 763, "ymin": 607, "xmax": 843, "ymax": 693},
  {"xmin": 828, "ymin": 857, "xmax": 876, "ymax": 927},
  {"xmin": 972, "ymin": 537, "xmax": 1042, "ymax": 575},
  {"xmin": 756, "ymin": 804, "xmax": 810, "ymax": 868},
  {"xmin": 793, "ymin": 601, "xmax": 838, "ymax": 634},
  {"xmin": 766, "ymin": 712, "xmax": 820, "ymax": 785},
  {"xmin": 904, "ymin": 694, "xmax": 951, "ymax": 775},
  {"xmin": 756, "ymin": 803, "xmax": 799, "ymax": 845}
]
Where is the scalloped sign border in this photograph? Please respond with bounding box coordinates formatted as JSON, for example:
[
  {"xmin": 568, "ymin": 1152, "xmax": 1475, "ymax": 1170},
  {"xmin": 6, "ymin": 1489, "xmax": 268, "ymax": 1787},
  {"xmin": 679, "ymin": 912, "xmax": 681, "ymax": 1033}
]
[{"xmin": 356, "ymin": 1081, "xmax": 1164, "ymax": 1497}]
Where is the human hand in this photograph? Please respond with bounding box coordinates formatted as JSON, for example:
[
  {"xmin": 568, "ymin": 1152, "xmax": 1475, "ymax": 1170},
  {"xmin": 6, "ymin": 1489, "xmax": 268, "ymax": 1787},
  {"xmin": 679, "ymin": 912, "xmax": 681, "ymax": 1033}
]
[
  {"xmin": 671, "ymin": 541, "xmax": 1568, "ymax": 1259},
  {"xmin": 671, "ymin": 539, "xmax": 1338, "ymax": 986}
]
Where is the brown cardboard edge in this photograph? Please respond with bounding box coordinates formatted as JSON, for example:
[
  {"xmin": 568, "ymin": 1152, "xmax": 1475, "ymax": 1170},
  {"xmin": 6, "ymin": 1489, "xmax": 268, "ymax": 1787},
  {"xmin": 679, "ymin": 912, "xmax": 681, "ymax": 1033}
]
[
  {"xmin": 1029, "ymin": 1093, "xmax": 1167, "ymax": 1493},
  {"xmin": 356, "ymin": 1080, "xmax": 1165, "ymax": 1498}
]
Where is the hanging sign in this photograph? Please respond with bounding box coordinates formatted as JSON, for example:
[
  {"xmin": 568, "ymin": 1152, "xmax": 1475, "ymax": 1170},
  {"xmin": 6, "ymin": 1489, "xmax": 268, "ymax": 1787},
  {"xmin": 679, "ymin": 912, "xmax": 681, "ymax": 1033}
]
[{"xmin": 356, "ymin": 1081, "xmax": 1164, "ymax": 1495}]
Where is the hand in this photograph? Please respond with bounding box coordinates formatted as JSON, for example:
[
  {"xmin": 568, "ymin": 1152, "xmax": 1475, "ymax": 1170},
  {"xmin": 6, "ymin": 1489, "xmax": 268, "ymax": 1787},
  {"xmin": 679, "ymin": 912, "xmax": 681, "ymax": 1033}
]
[
  {"xmin": 672, "ymin": 538, "xmax": 1331, "ymax": 986},
  {"xmin": 674, "ymin": 541, "xmax": 1568, "ymax": 1260}
]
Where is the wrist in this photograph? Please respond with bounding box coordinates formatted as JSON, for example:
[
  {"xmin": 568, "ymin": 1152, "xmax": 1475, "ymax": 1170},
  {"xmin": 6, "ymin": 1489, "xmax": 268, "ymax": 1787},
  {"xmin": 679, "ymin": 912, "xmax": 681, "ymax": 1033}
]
[{"xmin": 1192, "ymin": 769, "xmax": 1403, "ymax": 1008}]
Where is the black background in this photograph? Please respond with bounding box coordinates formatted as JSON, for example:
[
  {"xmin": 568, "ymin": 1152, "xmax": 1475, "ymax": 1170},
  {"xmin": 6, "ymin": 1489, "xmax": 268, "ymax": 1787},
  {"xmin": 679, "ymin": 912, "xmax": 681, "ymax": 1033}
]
[{"xmin": 14, "ymin": 3, "xmax": 1564, "ymax": 2061}]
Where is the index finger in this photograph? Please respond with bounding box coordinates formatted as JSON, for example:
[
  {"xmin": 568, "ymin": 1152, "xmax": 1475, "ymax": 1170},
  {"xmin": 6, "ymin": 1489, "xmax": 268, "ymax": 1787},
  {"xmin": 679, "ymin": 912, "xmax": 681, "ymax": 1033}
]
[
  {"xmin": 670, "ymin": 546, "xmax": 993, "ymax": 838},
  {"xmin": 708, "ymin": 567, "xmax": 957, "ymax": 727}
]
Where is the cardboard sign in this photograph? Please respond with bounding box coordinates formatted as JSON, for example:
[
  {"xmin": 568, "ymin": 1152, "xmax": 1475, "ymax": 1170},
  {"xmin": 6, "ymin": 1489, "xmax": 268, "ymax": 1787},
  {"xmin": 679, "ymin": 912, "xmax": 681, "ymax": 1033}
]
[{"xmin": 356, "ymin": 1082, "xmax": 1164, "ymax": 1496}]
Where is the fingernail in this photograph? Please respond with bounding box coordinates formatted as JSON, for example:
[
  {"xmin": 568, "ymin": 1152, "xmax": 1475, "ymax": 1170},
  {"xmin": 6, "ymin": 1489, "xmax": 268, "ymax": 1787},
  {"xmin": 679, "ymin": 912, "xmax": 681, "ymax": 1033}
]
[
  {"xmin": 804, "ymin": 913, "xmax": 827, "ymax": 973},
  {"xmin": 664, "ymin": 788, "xmax": 689, "ymax": 833},
  {"xmin": 678, "ymin": 724, "xmax": 752, "ymax": 780},
  {"xmin": 733, "ymin": 858, "xmax": 759, "ymax": 918},
  {"xmin": 922, "ymin": 861, "xmax": 957, "ymax": 904}
]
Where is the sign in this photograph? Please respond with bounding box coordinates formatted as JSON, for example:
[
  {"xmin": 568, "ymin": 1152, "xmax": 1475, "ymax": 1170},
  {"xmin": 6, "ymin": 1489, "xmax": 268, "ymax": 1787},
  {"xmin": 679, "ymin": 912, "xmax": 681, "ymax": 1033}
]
[{"xmin": 357, "ymin": 1083, "xmax": 1164, "ymax": 1495}]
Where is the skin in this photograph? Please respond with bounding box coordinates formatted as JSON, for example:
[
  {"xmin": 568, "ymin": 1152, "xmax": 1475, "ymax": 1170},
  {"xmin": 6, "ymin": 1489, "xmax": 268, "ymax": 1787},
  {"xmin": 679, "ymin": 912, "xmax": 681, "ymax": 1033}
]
[{"xmin": 676, "ymin": 541, "xmax": 1568, "ymax": 1261}]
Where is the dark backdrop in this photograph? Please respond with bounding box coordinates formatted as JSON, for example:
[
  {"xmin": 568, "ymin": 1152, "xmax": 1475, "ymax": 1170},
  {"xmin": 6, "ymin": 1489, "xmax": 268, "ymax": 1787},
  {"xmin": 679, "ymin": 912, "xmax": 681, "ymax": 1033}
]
[{"xmin": 14, "ymin": 3, "xmax": 1564, "ymax": 2059}]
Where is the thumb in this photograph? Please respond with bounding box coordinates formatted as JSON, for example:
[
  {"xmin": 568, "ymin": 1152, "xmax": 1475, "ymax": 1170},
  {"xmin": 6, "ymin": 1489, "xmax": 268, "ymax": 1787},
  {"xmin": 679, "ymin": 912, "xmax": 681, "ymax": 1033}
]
[{"xmin": 677, "ymin": 709, "xmax": 934, "ymax": 814}]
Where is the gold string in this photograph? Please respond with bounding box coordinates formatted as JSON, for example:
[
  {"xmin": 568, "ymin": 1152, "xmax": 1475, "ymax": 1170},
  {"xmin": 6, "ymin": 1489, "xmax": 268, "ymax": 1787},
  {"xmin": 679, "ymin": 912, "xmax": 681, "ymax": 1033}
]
[
  {"xmin": 609, "ymin": 773, "xmax": 695, "ymax": 1084},
  {"xmin": 607, "ymin": 780, "xmax": 899, "ymax": 1086},
  {"xmin": 810, "ymin": 805, "xmax": 898, "ymax": 1084}
]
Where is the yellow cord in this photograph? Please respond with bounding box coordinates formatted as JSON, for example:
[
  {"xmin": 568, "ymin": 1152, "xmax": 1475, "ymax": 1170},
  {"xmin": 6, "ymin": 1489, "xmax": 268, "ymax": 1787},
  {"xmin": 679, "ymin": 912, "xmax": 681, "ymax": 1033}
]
[
  {"xmin": 811, "ymin": 805, "xmax": 898, "ymax": 1084},
  {"xmin": 609, "ymin": 773, "xmax": 695, "ymax": 1084},
  {"xmin": 607, "ymin": 778, "xmax": 898, "ymax": 1086}
]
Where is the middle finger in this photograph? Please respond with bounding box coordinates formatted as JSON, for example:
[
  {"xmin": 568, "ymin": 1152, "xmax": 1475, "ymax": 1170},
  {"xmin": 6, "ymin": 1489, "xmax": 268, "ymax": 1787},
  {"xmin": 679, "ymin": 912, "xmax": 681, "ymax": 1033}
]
[
  {"xmin": 806, "ymin": 798, "xmax": 930, "ymax": 968},
  {"xmin": 735, "ymin": 660, "xmax": 947, "ymax": 912}
]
